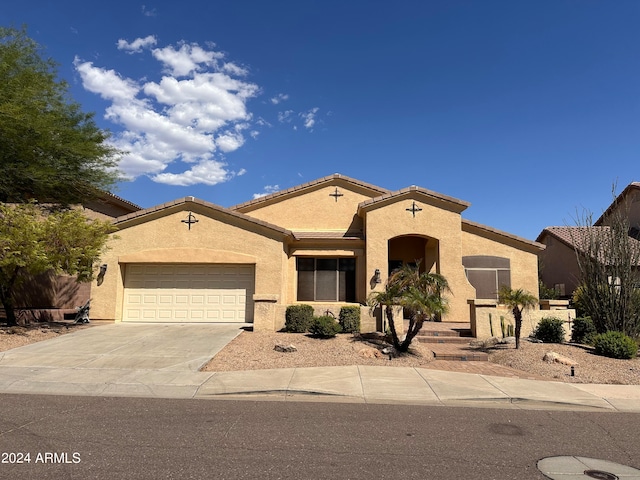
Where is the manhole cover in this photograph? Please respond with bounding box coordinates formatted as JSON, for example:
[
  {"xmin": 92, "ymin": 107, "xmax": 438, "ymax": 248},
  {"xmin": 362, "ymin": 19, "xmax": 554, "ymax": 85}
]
[
  {"xmin": 584, "ymin": 470, "xmax": 619, "ymax": 480},
  {"xmin": 537, "ymin": 456, "xmax": 640, "ymax": 479}
]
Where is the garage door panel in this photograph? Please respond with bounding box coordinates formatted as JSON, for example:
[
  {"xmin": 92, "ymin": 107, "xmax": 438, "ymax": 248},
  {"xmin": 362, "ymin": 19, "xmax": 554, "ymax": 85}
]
[
  {"xmin": 191, "ymin": 295, "xmax": 205, "ymax": 304},
  {"xmin": 123, "ymin": 264, "xmax": 254, "ymax": 323},
  {"xmin": 175, "ymin": 266, "xmax": 191, "ymax": 275}
]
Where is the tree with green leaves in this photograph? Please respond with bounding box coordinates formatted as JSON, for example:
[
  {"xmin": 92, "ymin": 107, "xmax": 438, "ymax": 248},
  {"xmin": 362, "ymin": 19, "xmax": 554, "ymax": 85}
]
[
  {"xmin": 497, "ymin": 286, "xmax": 538, "ymax": 349},
  {"xmin": 368, "ymin": 262, "xmax": 450, "ymax": 353},
  {"xmin": 571, "ymin": 193, "xmax": 640, "ymax": 338},
  {"xmin": 0, "ymin": 26, "xmax": 120, "ymax": 204},
  {"xmin": 0, "ymin": 203, "xmax": 115, "ymax": 325}
]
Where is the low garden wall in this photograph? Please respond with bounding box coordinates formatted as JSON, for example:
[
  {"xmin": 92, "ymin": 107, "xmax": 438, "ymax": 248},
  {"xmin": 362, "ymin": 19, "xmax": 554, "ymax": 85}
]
[{"xmin": 469, "ymin": 299, "xmax": 576, "ymax": 342}]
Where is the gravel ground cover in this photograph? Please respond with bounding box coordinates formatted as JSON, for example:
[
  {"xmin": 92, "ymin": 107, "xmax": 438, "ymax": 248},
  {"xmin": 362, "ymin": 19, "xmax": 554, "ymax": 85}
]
[
  {"xmin": 0, "ymin": 323, "xmax": 92, "ymax": 352},
  {"xmin": 1, "ymin": 324, "xmax": 638, "ymax": 385},
  {"xmin": 202, "ymin": 330, "xmax": 640, "ymax": 385}
]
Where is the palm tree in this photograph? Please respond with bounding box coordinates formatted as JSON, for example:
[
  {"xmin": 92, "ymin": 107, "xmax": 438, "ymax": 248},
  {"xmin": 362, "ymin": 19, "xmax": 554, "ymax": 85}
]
[
  {"xmin": 497, "ymin": 286, "xmax": 538, "ymax": 349},
  {"xmin": 368, "ymin": 262, "xmax": 450, "ymax": 353}
]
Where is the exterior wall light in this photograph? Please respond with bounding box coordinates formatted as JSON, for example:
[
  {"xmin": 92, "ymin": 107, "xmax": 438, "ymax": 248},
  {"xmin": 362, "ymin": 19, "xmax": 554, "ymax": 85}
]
[
  {"xmin": 97, "ymin": 264, "xmax": 108, "ymax": 286},
  {"xmin": 373, "ymin": 268, "xmax": 382, "ymax": 284}
]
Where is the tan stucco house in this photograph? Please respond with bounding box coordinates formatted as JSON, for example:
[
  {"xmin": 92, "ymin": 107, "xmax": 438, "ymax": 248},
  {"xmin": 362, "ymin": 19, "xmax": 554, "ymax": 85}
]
[
  {"xmin": 538, "ymin": 182, "xmax": 640, "ymax": 299},
  {"xmin": 89, "ymin": 174, "xmax": 546, "ymax": 333}
]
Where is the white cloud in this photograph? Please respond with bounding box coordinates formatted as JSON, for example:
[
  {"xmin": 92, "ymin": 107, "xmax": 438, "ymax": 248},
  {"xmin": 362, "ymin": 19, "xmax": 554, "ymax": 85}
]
[
  {"xmin": 252, "ymin": 185, "xmax": 280, "ymax": 199},
  {"xmin": 74, "ymin": 39, "xmax": 262, "ymax": 186},
  {"xmin": 223, "ymin": 62, "xmax": 249, "ymax": 77},
  {"xmin": 278, "ymin": 110, "xmax": 294, "ymax": 123},
  {"xmin": 300, "ymin": 107, "xmax": 319, "ymax": 130},
  {"xmin": 216, "ymin": 130, "xmax": 245, "ymax": 152},
  {"xmin": 256, "ymin": 117, "xmax": 272, "ymax": 127},
  {"xmin": 73, "ymin": 58, "xmax": 140, "ymax": 101},
  {"xmin": 153, "ymin": 159, "xmax": 232, "ymax": 186},
  {"xmin": 141, "ymin": 5, "xmax": 157, "ymax": 17},
  {"xmin": 152, "ymin": 43, "xmax": 223, "ymax": 77},
  {"xmin": 117, "ymin": 35, "xmax": 157, "ymax": 53},
  {"xmin": 270, "ymin": 93, "xmax": 289, "ymax": 104}
]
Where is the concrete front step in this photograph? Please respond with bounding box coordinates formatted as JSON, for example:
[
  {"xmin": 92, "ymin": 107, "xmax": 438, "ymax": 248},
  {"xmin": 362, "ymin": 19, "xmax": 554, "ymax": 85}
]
[
  {"xmin": 429, "ymin": 345, "xmax": 489, "ymax": 362},
  {"xmin": 417, "ymin": 330, "xmax": 462, "ymax": 337},
  {"xmin": 416, "ymin": 336, "xmax": 472, "ymax": 344}
]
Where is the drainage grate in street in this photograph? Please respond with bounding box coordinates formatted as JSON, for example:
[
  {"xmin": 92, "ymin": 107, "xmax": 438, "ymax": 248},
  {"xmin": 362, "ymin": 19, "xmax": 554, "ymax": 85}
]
[
  {"xmin": 584, "ymin": 470, "xmax": 619, "ymax": 480},
  {"xmin": 538, "ymin": 456, "xmax": 640, "ymax": 479}
]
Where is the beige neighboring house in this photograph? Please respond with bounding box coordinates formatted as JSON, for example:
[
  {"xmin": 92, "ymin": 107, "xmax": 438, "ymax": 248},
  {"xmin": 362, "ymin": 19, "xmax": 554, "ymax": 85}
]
[
  {"xmin": 90, "ymin": 174, "xmax": 549, "ymax": 334},
  {"xmin": 8, "ymin": 192, "xmax": 141, "ymax": 321},
  {"xmin": 537, "ymin": 182, "xmax": 640, "ymax": 300}
]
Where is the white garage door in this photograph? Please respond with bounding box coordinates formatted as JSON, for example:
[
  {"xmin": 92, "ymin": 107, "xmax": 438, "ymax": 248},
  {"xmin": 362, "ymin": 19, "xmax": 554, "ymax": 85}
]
[{"xmin": 123, "ymin": 264, "xmax": 255, "ymax": 323}]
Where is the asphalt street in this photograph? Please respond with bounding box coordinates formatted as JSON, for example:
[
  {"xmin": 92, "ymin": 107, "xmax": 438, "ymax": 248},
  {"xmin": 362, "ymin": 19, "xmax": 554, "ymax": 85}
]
[{"xmin": 1, "ymin": 394, "xmax": 639, "ymax": 479}]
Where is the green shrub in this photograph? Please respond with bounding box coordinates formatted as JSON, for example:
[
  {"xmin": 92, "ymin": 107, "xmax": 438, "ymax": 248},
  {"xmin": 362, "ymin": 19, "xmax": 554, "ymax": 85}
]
[
  {"xmin": 309, "ymin": 315, "xmax": 342, "ymax": 337},
  {"xmin": 533, "ymin": 317, "xmax": 565, "ymax": 343},
  {"xmin": 538, "ymin": 281, "xmax": 559, "ymax": 300},
  {"xmin": 285, "ymin": 304, "xmax": 314, "ymax": 333},
  {"xmin": 571, "ymin": 316, "xmax": 597, "ymax": 344},
  {"xmin": 339, "ymin": 306, "xmax": 361, "ymax": 333},
  {"xmin": 593, "ymin": 331, "xmax": 638, "ymax": 359}
]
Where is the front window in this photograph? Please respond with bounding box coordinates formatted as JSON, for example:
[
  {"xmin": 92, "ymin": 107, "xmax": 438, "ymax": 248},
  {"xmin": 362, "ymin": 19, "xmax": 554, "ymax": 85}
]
[
  {"xmin": 462, "ymin": 256, "xmax": 511, "ymax": 300},
  {"xmin": 297, "ymin": 257, "xmax": 356, "ymax": 302}
]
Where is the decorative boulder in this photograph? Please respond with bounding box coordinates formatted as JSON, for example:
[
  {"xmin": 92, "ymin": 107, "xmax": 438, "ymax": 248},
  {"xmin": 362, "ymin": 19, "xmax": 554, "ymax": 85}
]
[
  {"xmin": 358, "ymin": 347, "xmax": 383, "ymax": 359},
  {"xmin": 274, "ymin": 344, "xmax": 297, "ymax": 353},
  {"xmin": 543, "ymin": 351, "xmax": 578, "ymax": 366}
]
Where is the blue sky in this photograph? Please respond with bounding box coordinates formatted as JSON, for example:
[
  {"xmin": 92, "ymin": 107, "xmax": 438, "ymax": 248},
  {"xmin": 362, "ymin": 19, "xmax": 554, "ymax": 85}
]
[{"xmin": 2, "ymin": 1, "xmax": 639, "ymax": 240}]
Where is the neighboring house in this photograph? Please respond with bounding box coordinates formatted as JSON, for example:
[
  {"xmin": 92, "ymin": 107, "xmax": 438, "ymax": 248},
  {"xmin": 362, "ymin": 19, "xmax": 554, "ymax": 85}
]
[
  {"xmin": 8, "ymin": 192, "xmax": 141, "ymax": 321},
  {"xmin": 537, "ymin": 182, "xmax": 640, "ymax": 299},
  {"xmin": 90, "ymin": 174, "xmax": 544, "ymax": 331}
]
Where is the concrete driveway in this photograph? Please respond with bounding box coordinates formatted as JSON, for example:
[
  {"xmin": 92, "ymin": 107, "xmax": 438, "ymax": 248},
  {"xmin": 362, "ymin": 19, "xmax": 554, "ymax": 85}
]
[{"xmin": 0, "ymin": 323, "xmax": 246, "ymax": 371}]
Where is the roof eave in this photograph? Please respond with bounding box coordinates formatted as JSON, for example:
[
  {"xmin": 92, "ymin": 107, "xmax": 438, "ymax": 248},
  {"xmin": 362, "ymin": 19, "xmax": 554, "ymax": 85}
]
[
  {"xmin": 113, "ymin": 196, "xmax": 293, "ymax": 238},
  {"xmin": 463, "ymin": 219, "xmax": 545, "ymax": 252}
]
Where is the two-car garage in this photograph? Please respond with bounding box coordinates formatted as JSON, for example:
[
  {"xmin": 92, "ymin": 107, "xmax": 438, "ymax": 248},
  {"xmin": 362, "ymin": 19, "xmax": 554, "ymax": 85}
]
[{"xmin": 122, "ymin": 264, "xmax": 255, "ymax": 323}]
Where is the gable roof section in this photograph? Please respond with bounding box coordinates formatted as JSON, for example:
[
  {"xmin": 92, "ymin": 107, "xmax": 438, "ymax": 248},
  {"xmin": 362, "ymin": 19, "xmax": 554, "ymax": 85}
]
[
  {"xmin": 537, "ymin": 226, "xmax": 586, "ymax": 249},
  {"xmin": 113, "ymin": 196, "xmax": 293, "ymax": 239},
  {"xmin": 84, "ymin": 191, "xmax": 142, "ymax": 217},
  {"xmin": 595, "ymin": 182, "xmax": 640, "ymax": 226},
  {"xmin": 463, "ymin": 219, "xmax": 545, "ymax": 253},
  {"xmin": 231, "ymin": 173, "xmax": 390, "ymax": 213},
  {"xmin": 358, "ymin": 185, "xmax": 471, "ymax": 215},
  {"xmin": 539, "ymin": 226, "xmax": 640, "ymax": 264}
]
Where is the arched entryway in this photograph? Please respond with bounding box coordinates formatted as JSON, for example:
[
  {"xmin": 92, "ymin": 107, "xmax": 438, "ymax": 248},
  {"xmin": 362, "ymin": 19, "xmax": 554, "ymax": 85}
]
[{"xmin": 387, "ymin": 235, "xmax": 440, "ymax": 275}]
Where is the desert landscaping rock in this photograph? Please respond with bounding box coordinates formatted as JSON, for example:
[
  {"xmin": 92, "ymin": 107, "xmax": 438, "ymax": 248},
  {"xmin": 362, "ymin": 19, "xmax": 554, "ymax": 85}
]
[
  {"xmin": 2, "ymin": 324, "xmax": 639, "ymax": 385},
  {"xmin": 202, "ymin": 330, "xmax": 640, "ymax": 385},
  {"xmin": 274, "ymin": 344, "xmax": 297, "ymax": 353},
  {"xmin": 543, "ymin": 351, "xmax": 579, "ymax": 366},
  {"xmin": 358, "ymin": 347, "xmax": 384, "ymax": 359}
]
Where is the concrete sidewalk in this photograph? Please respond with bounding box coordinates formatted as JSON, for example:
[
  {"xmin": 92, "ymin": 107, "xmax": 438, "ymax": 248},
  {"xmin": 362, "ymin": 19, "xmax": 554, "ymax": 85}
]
[{"xmin": 0, "ymin": 323, "xmax": 639, "ymax": 411}]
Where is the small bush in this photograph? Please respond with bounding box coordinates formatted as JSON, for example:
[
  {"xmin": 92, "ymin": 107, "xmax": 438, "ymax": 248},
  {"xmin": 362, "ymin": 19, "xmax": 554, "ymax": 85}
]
[
  {"xmin": 593, "ymin": 331, "xmax": 638, "ymax": 359},
  {"xmin": 533, "ymin": 317, "xmax": 565, "ymax": 343},
  {"xmin": 571, "ymin": 316, "xmax": 597, "ymax": 344},
  {"xmin": 339, "ymin": 306, "xmax": 361, "ymax": 333},
  {"xmin": 309, "ymin": 316, "xmax": 342, "ymax": 338},
  {"xmin": 285, "ymin": 304, "xmax": 314, "ymax": 333}
]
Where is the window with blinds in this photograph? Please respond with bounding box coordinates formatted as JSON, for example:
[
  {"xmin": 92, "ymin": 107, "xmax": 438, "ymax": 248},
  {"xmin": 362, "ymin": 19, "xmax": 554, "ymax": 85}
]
[{"xmin": 296, "ymin": 258, "xmax": 356, "ymax": 302}]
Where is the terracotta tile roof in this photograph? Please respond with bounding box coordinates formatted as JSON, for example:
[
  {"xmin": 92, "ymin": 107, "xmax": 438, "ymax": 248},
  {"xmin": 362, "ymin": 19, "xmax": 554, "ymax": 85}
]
[
  {"xmin": 113, "ymin": 196, "xmax": 293, "ymax": 237},
  {"xmin": 98, "ymin": 191, "xmax": 142, "ymax": 212},
  {"xmin": 540, "ymin": 226, "xmax": 640, "ymax": 264},
  {"xmin": 231, "ymin": 173, "xmax": 390, "ymax": 211},
  {"xmin": 595, "ymin": 182, "xmax": 640, "ymax": 226},
  {"xmin": 538, "ymin": 226, "xmax": 592, "ymax": 248}
]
